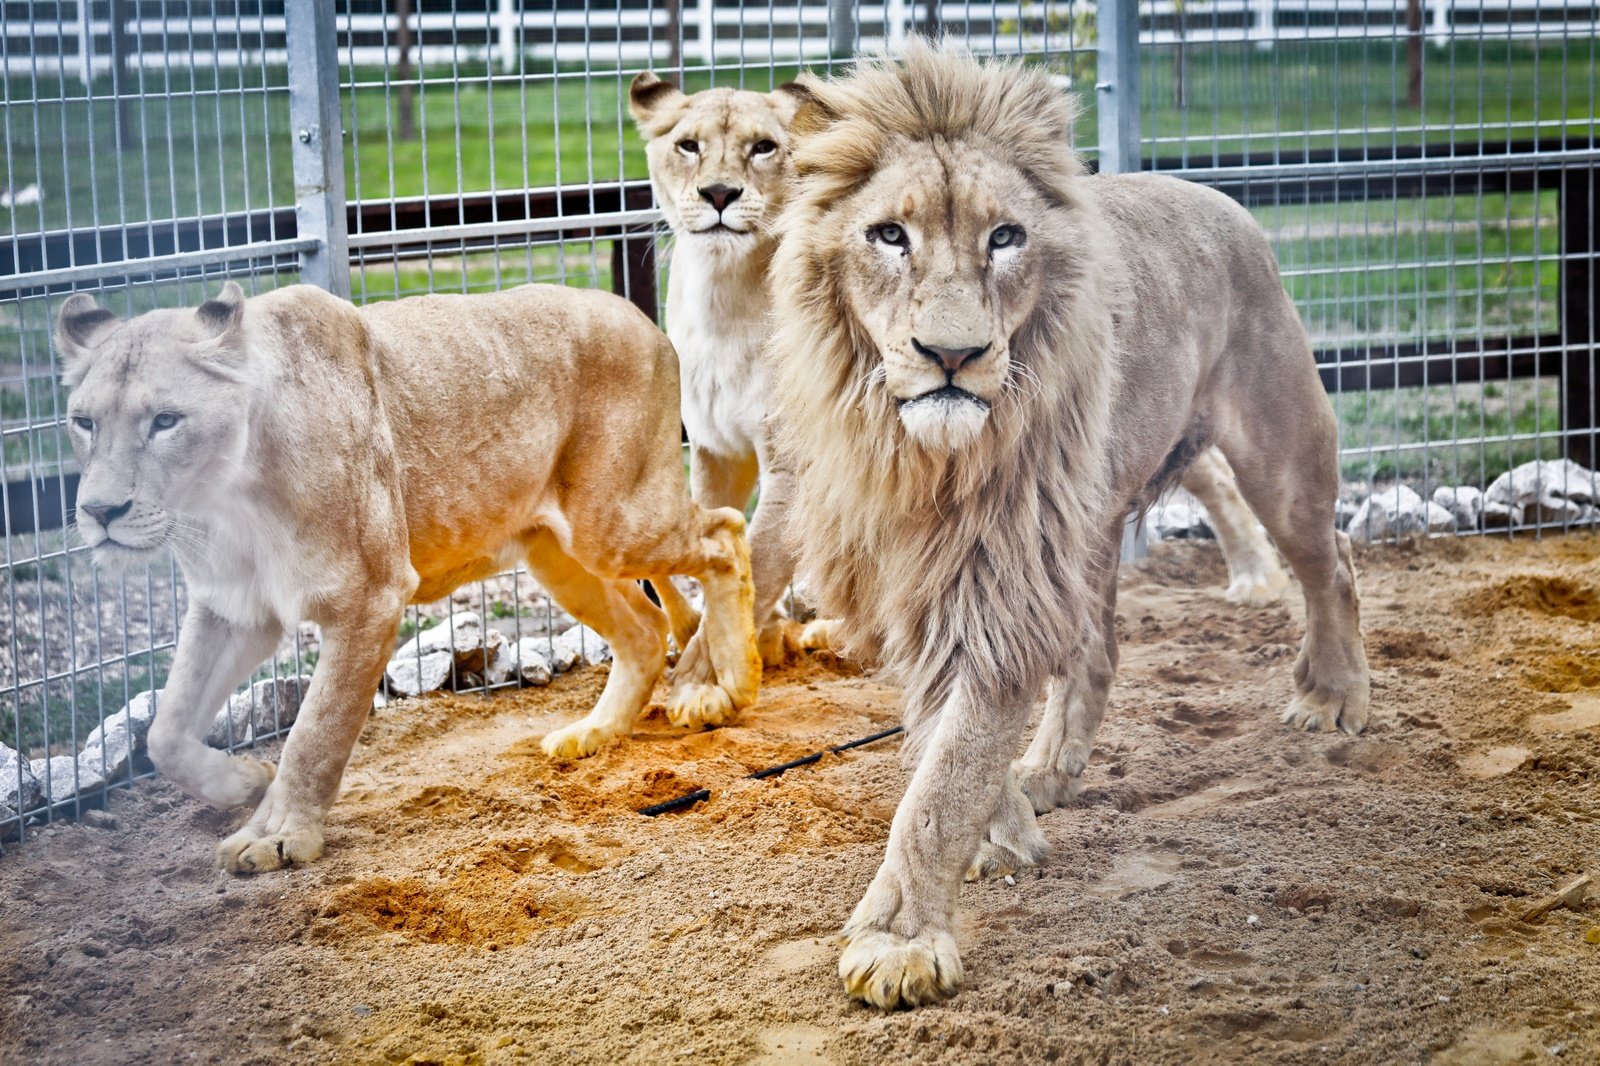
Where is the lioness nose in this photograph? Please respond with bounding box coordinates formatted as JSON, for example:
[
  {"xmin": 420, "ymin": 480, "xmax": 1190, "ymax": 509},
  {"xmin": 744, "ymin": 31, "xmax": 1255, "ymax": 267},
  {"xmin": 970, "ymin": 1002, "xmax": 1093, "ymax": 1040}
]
[
  {"xmin": 913, "ymin": 339, "xmax": 990, "ymax": 374},
  {"xmin": 698, "ymin": 184, "xmax": 742, "ymax": 213},
  {"xmin": 79, "ymin": 499, "xmax": 133, "ymax": 527}
]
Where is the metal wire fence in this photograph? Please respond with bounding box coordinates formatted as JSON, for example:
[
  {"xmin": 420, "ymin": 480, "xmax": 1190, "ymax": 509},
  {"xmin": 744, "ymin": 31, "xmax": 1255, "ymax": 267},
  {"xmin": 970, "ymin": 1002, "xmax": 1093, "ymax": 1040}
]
[{"xmin": 1, "ymin": 0, "xmax": 1596, "ymax": 841}]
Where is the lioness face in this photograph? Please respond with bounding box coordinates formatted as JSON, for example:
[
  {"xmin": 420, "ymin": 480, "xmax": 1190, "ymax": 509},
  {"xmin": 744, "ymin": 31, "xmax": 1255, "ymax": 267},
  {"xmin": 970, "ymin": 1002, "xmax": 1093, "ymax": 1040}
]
[
  {"xmin": 827, "ymin": 139, "xmax": 1051, "ymax": 453},
  {"xmin": 56, "ymin": 284, "xmax": 255, "ymax": 568},
  {"xmin": 630, "ymin": 74, "xmax": 798, "ymax": 250}
]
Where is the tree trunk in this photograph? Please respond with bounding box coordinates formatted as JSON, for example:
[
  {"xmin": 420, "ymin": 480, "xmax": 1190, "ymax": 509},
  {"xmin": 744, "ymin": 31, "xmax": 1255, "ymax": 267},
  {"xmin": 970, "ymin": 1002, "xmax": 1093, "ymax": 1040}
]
[
  {"xmin": 397, "ymin": 0, "xmax": 416, "ymax": 141},
  {"xmin": 1406, "ymin": 0, "xmax": 1423, "ymax": 108},
  {"xmin": 664, "ymin": 0, "xmax": 683, "ymax": 74}
]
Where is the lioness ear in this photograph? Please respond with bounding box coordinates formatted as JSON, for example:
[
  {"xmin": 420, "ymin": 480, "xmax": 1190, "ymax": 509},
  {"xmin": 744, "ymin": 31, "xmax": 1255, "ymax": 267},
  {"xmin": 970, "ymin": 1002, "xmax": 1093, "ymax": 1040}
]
[
  {"xmin": 195, "ymin": 281, "xmax": 245, "ymax": 339},
  {"xmin": 54, "ymin": 293, "xmax": 122, "ymax": 387},
  {"xmin": 775, "ymin": 75, "xmax": 838, "ymax": 141},
  {"xmin": 629, "ymin": 72, "xmax": 687, "ymax": 137}
]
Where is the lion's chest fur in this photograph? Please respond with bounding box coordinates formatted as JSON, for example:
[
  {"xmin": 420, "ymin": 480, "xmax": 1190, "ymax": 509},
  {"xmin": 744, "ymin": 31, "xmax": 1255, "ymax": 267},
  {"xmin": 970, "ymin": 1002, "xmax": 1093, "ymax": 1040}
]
[{"xmin": 664, "ymin": 238, "xmax": 773, "ymax": 459}]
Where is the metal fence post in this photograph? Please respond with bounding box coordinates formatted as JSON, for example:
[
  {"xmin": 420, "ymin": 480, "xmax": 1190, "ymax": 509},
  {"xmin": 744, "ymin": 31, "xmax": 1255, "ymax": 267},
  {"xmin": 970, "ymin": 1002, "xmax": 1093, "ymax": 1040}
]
[
  {"xmin": 1097, "ymin": 0, "xmax": 1147, "ymax": 561},
  {"xmin": 286, "ymin": 0, "xmax": 351, "ymax": 299},
  {"xmin": 1096, "ymin": 0, "xmax": 1141, "ymax": 178}
]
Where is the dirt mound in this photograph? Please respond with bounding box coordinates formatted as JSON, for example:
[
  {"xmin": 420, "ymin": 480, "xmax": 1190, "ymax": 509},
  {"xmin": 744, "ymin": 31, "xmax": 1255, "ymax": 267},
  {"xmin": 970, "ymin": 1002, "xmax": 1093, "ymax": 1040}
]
[{"xmin": 1465, "ymin": 573, "xmax": 1600, "ymax": 623}]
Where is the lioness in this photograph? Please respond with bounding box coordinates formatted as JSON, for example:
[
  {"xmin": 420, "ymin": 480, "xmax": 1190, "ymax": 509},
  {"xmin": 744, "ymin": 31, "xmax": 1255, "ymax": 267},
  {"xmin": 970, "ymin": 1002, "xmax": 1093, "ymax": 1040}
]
[
  {"xmin": 57, "ymin": 282, "xmax": 759, "ymax": 872},
  {"xmin": 767, "ymin": 46, "xmax": 1370, "ymax": 1007},
  {"xmin": 627, "ymin": 72, "xmax": 842, "ymax": 672}
]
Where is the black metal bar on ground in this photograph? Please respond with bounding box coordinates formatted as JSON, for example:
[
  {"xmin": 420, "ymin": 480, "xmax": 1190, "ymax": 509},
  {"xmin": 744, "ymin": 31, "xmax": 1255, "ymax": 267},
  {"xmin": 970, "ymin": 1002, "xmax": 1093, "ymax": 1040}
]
[{"xmin": 637, "ymin": 725, "xmax": 905, "ymax": 817}]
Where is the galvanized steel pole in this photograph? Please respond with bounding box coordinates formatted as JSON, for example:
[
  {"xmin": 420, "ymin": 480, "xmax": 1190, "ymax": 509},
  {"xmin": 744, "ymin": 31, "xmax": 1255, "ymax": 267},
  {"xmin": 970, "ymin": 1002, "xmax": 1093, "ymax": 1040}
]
[{"xmin": 286, "ymin": 0, "xmax": 351, "ymax": 299}]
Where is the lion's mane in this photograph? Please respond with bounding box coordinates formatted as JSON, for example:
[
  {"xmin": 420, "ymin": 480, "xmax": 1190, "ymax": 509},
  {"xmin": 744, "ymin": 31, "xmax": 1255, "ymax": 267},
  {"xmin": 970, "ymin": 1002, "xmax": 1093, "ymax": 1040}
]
[{"xmin": 767, "ymin": 44, "xmax": 1125, "ymax": 745}]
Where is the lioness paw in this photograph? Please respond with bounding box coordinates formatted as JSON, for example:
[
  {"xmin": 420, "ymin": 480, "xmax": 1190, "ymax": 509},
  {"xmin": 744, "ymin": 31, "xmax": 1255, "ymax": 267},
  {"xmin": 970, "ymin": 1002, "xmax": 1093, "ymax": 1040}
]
[
  {"xmin": 799, "ymin": 618, "xmax": 840, "ymax": 653},
  {"xmin": 541, "ymin": 719, "xmax": 622, "ymax": 760},
  {"xmin": 1223, "ymin": 569, "xmax": 1290, "ymax": 609},
  {"xmin": 665, "ymin": 682, "xmax": 734, "ymax": 730},
  {"xmin": 757, "ymin": 618, "xmax": 801, "ymax": 669},
  {"xmin": 1281, "ymin": 685, "xmax": 1368, "ymax": 735},
  {"xmin": 218, "ymin": 826, "xmax": 323, "ymax": 874},
  {"xmin": 839, "ymin": 928, "xmax": 963, "ymax": 1009}
]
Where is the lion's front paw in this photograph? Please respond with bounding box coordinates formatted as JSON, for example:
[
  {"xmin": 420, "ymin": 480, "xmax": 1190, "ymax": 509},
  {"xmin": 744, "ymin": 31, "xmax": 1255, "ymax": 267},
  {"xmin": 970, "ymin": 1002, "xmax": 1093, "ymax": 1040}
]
[
  {"xmin": 965, "ymin": 773, "xmax": 1047, "ymax": 881},
  {"xmin": 665, "ymin": 682, "xmax": 734, "ymax": 730},
  {"xmin": 1014, "ymin": 756, "xmax": 1086, "ymax": 816},
  {"xmin": 215, "ymin": 755, "xmax": 276, "ymax": 809},
  {"xmin": 799, "ymin": 618, "xmax": 840, "ymax": 653},
  {"xmin": 839, "ymin": 928, "xmax": 962, "ymax": 1009},
  {"xmin": 1223, "ymin": 568, "xmax": 1290, "ymax": 609},
  {"xmin": 541, "ymin": 718, "xmax": 622, "ymax": 760},
  {"xmin": 757, "ymin": 618, "xmax": 801, "ymax": 669},
  {"xmin": 1281, "ymin": 684, "xmax": 1368, "ymax": 735},
  {"xmin": 218, "ymin": 824, "xmax": 323, "ymax": 875}
]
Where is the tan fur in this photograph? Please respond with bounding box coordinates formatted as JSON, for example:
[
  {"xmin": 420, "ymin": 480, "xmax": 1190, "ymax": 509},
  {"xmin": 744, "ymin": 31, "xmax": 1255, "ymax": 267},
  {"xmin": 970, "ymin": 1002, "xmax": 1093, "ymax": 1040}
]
[
  {"xmin": 57, "ymin": 282, "xmax": 760, "ymax": 873},
  {"xmin": 628, "ymin": 73, "xmax": 841, "ymax": 672},
  {"xmin": 766, "ymin": 44, "xmax": 1369, "ymax": 1009}
]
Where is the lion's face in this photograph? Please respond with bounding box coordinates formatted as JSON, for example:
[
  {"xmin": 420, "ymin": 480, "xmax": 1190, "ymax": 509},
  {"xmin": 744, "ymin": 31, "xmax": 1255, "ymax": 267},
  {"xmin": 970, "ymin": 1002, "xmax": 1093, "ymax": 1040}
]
[
  {"xmin": 821, "ymin": 138, "xmax": 1050, "ymax": 452},
  {"xmin": 56, "ymin": 284, "xmax": 257, "ymax": 568},
  {"xmin": 629, "ymin": 74, "xmax": 798, "ymax": 252}
]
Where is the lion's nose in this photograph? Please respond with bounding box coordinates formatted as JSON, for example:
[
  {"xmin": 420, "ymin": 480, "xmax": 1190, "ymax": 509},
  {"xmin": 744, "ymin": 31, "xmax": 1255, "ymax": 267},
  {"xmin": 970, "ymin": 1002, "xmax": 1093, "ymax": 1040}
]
[
  {"xmin": 698, "ymin": 184, "xmax": 742, "ymax": 213},
  {"xmin": 79, "ymin": 499, "xmax": 133, "ymax": 527},
  {"xmin": 913, "ymin": 339, "xmax": 990, "ymax": 374}
]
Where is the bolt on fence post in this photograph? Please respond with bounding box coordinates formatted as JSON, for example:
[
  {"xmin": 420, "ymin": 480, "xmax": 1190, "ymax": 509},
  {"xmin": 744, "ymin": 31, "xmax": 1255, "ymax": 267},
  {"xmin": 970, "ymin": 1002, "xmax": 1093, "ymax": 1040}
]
[
  {"xmin": 1096, "ymin": 0, "xmax": 1147, "ymax": 562},
  {"xmin": 286, "ymin": 0, "xmax": 351, "ymax": 300}
]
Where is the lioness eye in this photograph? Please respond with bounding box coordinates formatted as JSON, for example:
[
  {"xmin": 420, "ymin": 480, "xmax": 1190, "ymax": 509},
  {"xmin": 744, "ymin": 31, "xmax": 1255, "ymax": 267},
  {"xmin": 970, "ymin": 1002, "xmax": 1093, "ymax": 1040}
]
[
  {"xmin": 677, "ymin": 138, "xmax": 700, "ymax": 155},
  {"xmin": 72, "ymin": 415, "xmax": 94, "ymax": 433},
  {"xmin": 752, "ymin": 139, "xmax": 777, "ymax": 156},
  {"xmin": 989, "ymin": 224, "xmax": 1024, "ymax": 251},
  {"xmin": 151, "ymin": 412, "xmax": 181, "ymax": 433},
  {"xmin": 869, "ymin": 223, "xmax": 908, "ymax": 248}
]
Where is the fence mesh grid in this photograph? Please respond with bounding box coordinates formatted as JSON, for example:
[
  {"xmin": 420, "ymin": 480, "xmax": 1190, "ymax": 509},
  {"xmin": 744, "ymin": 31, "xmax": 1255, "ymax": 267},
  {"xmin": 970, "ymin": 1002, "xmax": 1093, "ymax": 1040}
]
[{"xmin": 1, "ymin": 1, "xmax": 1595, "ymax": 840}]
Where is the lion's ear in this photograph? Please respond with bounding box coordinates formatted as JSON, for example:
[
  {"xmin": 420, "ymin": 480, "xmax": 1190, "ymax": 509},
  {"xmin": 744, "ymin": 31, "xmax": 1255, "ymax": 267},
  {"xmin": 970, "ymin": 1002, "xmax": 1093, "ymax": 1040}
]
[
  {"xmin": 629, "ymin": 72, "xmax": 687, "ymax": 137},
  {"xmin": 195, "ymin": 280, "xmax": 246, "ymax": 338},
  {"xmin": 775, "ymin": 74, "xmax": 838, "ymax": 141},
  {"xmin": 55, "ymin": 293, "xmax": 122, "ymax": 388}
]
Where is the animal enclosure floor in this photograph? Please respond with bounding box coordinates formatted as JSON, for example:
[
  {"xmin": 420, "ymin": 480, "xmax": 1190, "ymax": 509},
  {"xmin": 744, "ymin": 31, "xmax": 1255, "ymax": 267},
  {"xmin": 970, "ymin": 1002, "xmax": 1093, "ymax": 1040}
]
[{"xmin": 5, "ymin": 534, "xmax": 1600, "ymax": 1065}]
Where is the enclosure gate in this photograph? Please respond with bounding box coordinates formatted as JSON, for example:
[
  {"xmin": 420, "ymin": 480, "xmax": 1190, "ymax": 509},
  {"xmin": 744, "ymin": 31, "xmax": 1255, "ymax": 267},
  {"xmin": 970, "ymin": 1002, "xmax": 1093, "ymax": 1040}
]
[{"xmin": 2, "ymin": 1, "xmax": 1596, "ymax": 840}]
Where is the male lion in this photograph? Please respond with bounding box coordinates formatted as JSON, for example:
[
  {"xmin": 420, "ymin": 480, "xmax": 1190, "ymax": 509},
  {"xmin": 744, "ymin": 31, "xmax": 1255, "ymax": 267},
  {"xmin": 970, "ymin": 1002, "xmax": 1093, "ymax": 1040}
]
[
  {"xmin": 627, "ymin": 72, "xmax": 842, "ymax": 676},
  {"xmin": 56, "ymin": 281, "xmax": 759, "ymax": 872},
  {"xmin": 767, "ymin": 46, "xmax": 1370, "ymax": 1008}
]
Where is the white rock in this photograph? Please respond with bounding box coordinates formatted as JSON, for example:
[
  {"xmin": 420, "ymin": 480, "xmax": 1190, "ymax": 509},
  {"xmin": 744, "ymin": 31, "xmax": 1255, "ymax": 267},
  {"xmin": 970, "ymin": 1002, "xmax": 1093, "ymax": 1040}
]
[
  {"xmin": 1527, "ymin": 494, "xmax": 1592, "ymax": 525},
  {"xmin": 207, "ymin": 676, "xmax": 312, "ymax": 748},
  {"xmin": 28, "ymin": 754, "xmax": 104, "ymax": 806},
  {"xmin": 77, "ymin": 690, "xmax": 160, "ymax": 781},
  {"xmin": 1347, "ymin": 485, "xmax": 1429, "ymax": 543},
  {"xmin": 1425, "ymin": 501, "xmax": 1457, "ymax": 535},
  {"xmin": 1147, "ymin": 495, "xmax": 1213, "ymax": 541},
  {"xmin": 1334, "ymin": 499, "xmax": 1361, "ymax": 531},
  {"xmin": 384, "ymin": 649, "xmax": 455, "ymax": 698},
  {"xmin": 1, "ymin": 743, "xmax": 43, "ymax": 814},
  {"xmin": 1481, "ymin": 500, "xmax": 1524, "ymax": 528},
  {"xmin": 492, "ymin": 638, "xmax": 553, "ymax": 687},
  {"xmin": 1432, "ymin": 485, "xmax": 1483, "ymax": 530},
  {"xmin": 394, "ymin": 612, "xmax": 505, "ymax": 675},
  {"xmin": 1485, "ymin": 459, "xmax": 1599, "ymax": 507},
  {"xmin": 552, "ymin": 624, "xmax": 611, "ymax": 669}
]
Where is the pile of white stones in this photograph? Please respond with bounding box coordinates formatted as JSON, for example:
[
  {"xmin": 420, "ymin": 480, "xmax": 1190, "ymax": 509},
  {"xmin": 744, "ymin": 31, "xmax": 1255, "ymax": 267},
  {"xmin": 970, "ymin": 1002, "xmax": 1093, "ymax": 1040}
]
[
  {"xmin": 1348, "ymin": 459, "xmax": 1598, "ymax": 543},
  {"xmin": 381, "ymin": 610, "xmax": 610, "ymax": 697}
]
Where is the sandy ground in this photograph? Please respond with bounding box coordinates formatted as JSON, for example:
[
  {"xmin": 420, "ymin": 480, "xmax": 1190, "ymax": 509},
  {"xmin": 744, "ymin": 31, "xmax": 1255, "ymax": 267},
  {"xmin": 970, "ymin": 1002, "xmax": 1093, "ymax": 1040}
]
[{"xmin": 4, "ymin": 533, "xmax": 1600, "ymax": 1065}]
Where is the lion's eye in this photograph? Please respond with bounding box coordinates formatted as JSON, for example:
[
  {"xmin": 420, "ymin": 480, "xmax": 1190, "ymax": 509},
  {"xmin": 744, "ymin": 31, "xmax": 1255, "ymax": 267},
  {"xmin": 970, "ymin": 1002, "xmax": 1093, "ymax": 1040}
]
[
  {"xmin": 677, "ymin": 138, "xmax": 700, "ymax": 155},
  {"xmin": 71, "ymin": 415, "xmax": 94, "ymax": 434},
  {"xmin": 989, "ymin": 225, "xmax": 1025, "ymax": 251},
  {"xmin": 751, "ymin": 139, "xmax": 777, "ymax": 156},
  {"xmin": 869, "ymin": 223, "xmax": 908, "ymax": 249},
  {"xmin": 151, "ymin": 412, "xmax": 181, "ymax": 434}
]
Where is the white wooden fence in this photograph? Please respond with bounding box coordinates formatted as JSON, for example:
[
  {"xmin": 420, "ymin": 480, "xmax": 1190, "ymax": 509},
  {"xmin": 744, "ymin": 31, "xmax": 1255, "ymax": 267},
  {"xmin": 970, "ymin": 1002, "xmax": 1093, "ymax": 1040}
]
[{"xmin": 8, "ymin": 0, "xmax": 1597, "ymax": 80}]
